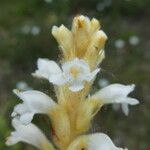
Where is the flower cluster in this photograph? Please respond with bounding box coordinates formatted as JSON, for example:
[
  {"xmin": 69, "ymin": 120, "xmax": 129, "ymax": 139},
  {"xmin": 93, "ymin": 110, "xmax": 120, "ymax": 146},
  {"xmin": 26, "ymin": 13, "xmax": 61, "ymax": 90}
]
[{"xmin": 6, "ymin": 15, "xmax": 139, "ymax": 150}]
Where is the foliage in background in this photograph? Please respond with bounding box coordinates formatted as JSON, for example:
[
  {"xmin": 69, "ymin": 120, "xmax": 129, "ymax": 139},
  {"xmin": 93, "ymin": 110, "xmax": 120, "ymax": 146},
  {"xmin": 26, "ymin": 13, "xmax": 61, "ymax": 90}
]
[{"xmin": 0, "ymin": 0, "xmax": 149, "ymax": 150}]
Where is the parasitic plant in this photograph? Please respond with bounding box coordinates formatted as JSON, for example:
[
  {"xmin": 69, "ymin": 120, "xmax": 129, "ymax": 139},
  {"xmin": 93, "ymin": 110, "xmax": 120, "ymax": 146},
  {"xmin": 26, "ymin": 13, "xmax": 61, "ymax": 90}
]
[{"xmin": 6, "ymin": 15, "xmax": 139, "ymax": 150}]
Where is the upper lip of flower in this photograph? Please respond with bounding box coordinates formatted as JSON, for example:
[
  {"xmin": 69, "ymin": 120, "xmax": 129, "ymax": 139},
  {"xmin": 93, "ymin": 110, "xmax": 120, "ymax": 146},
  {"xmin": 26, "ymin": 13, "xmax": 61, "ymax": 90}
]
[{"xmin": 87, "ymin": 83, "xmax": 139, "ymax": 109}]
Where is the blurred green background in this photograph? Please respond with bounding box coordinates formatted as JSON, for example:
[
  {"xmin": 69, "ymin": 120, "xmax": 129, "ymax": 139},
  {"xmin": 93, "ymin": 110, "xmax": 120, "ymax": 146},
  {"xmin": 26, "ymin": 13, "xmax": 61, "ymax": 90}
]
[{"xmin": 0, "ymin": 0, "xmax": 149, "ymax": 150}]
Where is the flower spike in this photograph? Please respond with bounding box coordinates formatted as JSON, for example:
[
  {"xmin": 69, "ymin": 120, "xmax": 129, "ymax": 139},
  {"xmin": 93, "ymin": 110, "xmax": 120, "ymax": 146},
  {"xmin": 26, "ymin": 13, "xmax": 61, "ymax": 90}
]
[
  {"xmin": 7, "ymin": 15, "xmax": 139, "ymax": 150},
  {"xmin": 6, "ymin": 118, "xmax": 55, "ymax": 150}
]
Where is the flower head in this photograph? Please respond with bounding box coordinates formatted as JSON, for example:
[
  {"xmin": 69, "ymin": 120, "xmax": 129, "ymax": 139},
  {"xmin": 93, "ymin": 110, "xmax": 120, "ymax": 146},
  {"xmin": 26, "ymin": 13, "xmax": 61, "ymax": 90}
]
[
  {"xmin": 33, "ymin": 58, "xmax": 100, "ymax": 92},
  {"xmin": 50, "ymin": 58, "xmax": 100, "ymax": 91}
]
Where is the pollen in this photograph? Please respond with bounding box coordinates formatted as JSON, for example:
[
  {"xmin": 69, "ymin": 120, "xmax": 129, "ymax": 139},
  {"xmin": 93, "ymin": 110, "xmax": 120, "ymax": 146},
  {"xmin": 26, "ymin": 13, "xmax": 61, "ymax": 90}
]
[{"xmin": 70, "ymin": 67, "xmax": 81, "ymax": 78}]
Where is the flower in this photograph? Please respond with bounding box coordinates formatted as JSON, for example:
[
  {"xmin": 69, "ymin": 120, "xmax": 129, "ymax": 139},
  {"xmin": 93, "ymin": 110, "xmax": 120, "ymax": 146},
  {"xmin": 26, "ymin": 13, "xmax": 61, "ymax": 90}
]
[
  {"xmin": 33, "ymin": 58, "xmax": 100, "ymax": 92},
  {"xmin": 31, "ymin": 26, "xmax": 41, "ymax": 35},
  {"xmin": 11, "ymin": 89, "xmax": 57, "ymax": 125},
  {"xmin": 21, "ymin": 25, "xmax": 41, "ymax": 35},
  {"xmin": 115, "ymin": 39, "xmax": 125, "ymax": 49},
  {"xmin": 129, "ymin": 35, "xmax": 140, "ymax": 46},
  {"xmin": 88, "ymin": 84, "xmax": 139, "ymax": 110},
  {"xmin": 32, "ymin": 58, "xmax": 62, "ymax": 79},
  {"xmin": 67, "ymin": 133, "xmax": 125, "ymax": 150},
  {"xmin": 121, "ymin": 103, "xmax": 129, "ymax": 116},
  {"xmin": 74, "ymin": 85, "xmax": 139, "ymax": 134},
  {"xmin": 6, "ymin": 118, "xmax": 54, "ymax": 149}
]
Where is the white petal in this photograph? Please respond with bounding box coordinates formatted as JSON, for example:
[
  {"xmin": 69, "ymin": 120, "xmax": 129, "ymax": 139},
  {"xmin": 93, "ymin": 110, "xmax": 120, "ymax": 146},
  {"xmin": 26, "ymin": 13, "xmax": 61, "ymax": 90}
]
[
  {"xmin": 62, "ymin": 58, "xmax": 90, "ymax": 74},
  {"xmin": 6, "ymin": 118, "xmax": 51, "ymax": 149},
  {"xmin": 69, "ymin": 83, "xmax": 84, "ymax": 92},
  {"xmin": 91, "ymin": 84, "xmax": 136, "ymax": 104},
  {"xmin": 67, "ymin": 133, "xmax": 125, "ymax": 150},
  {"xmin": 121, "ymin": 103, "xmax": 129, "ymax": 116},
  {"xmin": 11, "ymin": 103, "xmax": 34, "ymax": 125},
  {"xmin": 37, "ymin": 58, "xmax": 61, "ymax": 74},
  {"xmin": 61, "ymin": 58, "xmax": 99, "ymax": 91},
  {"xmin": 13, "ymin": 89, "xmax": 57, "ymax": 114},
  {"xmin": 11, "ymin": 112, "xmax": 17, "ymax": 117},
  {"xmin": 11, "ymin": 103, "xmax": 29, "ymax": 117},
  {"xmin": 117, "ymin": 97, "xmax": 139, "ymax": 105},
  {"xmin": 86, "ymin": 68, "xmax": 100, "ymax": 81},
  {"xmin": 49, "ymin": 73, "xmax": 67, "ymax": 85},
  {"xmin": 20, "ymin": 113, "xmax": 34, "ymax": 125},
  {"xmin": 32, "ymin": 70, "xmax": 49, "ymax": 79},
  {"xmin": 33, "ymin": 58, "xmax": 62, "ymax": 79},
  {"xmin": 13, "ymin": 89, "xmax": 57, "ymax": 125},
  {"xmin": 6, "ymin": 134, "xmax": 20, "ymax": 146},
  {"xmin": 87, "ymin": 133, "xmax": 124, "ymax": 150}
]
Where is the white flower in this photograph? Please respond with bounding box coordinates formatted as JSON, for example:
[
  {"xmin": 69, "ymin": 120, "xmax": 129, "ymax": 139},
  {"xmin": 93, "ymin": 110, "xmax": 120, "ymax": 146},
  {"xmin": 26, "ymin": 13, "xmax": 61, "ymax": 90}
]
[
  {"xmin": 121, "ymin": 103, "xmax": 129, "ymax": 115},
  {"xmin": 59, "ymin": 58, "xmax": 100, "ymax": 92},
  {"xmin": 129, "ymin": 35, "xmax": 139, "ymax": 46},
  {"xmin": 89, "ymin": 84, "xmax": 139, "ymax": 111},
  {"xmin": 6, "ymin": 118, "xmax": 52, "ymax": 149},
  {"xmin": 67, "ymin": 133, "xmax": 125, "ymax": 150},
  {"xmin": 33, "ymin": 58, "xmax": 100, "ymax": 92},
  {"xmin": 11, "ymin": 89, "xmax": 57, "ymax": 125},
  {"xmin": 88, "ymin": 133, "xmax": 125, "ymax": 150},
  {"xmin": 115, "ymin": 39, "xmax": 125, "ymax": 49},
  {"xmin": 31, "ymin": 26, "xmax": 41, "ymax": 35}
]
